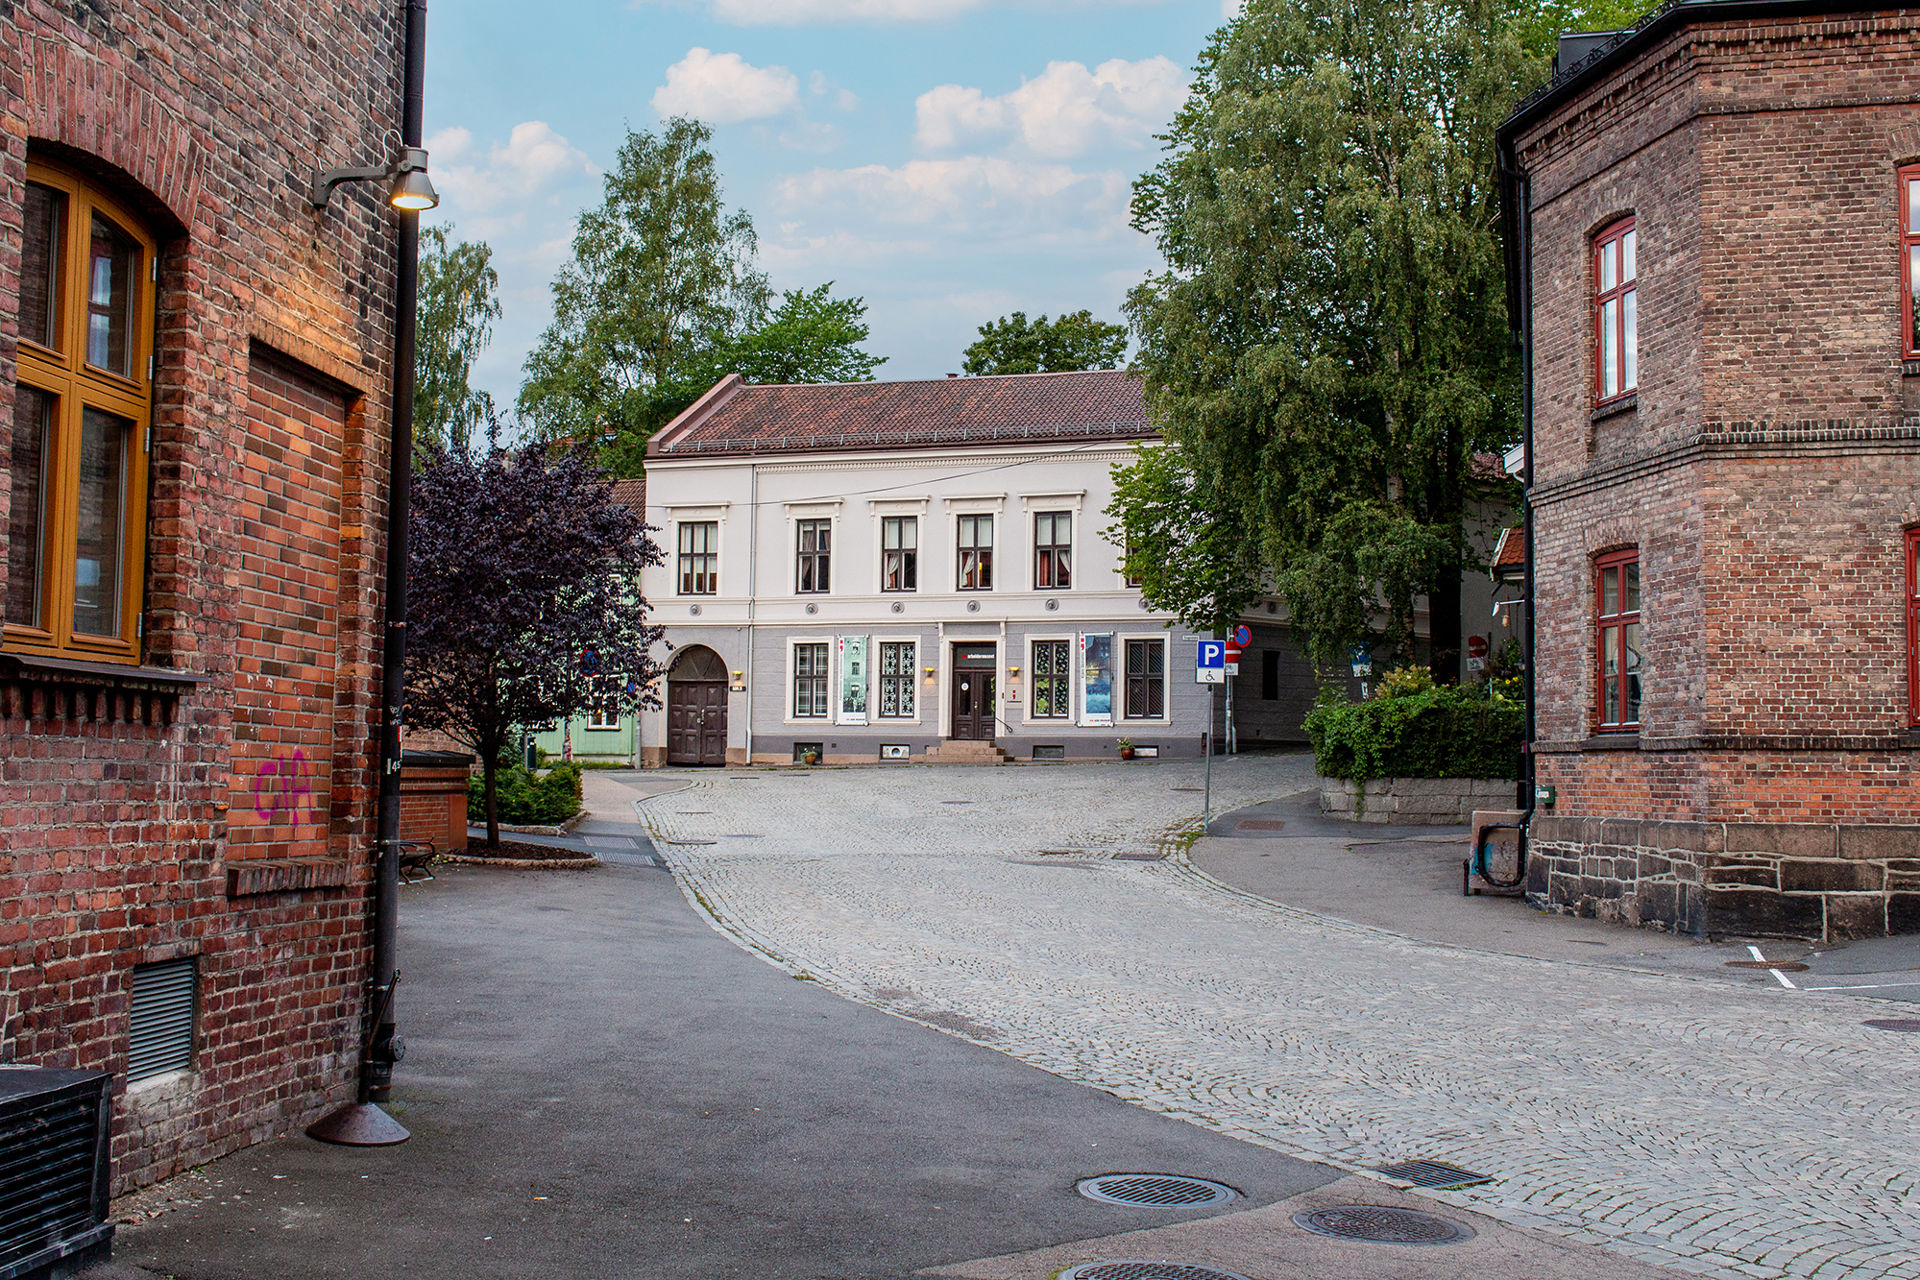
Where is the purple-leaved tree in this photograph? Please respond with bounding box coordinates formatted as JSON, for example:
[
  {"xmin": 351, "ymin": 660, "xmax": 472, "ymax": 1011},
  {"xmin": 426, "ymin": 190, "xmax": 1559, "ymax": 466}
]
[{"xmin": 404, "ymin": 442, "xmax": 665, "ymax": 846}]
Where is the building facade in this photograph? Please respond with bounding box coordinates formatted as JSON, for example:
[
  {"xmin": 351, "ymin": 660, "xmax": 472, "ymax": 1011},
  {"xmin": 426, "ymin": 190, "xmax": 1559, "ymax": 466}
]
[
  {"xmin": 2, "ymin": 2, "xmax": 410, "ymax": 1189},
  {"xmin": 1500, "ymin": 3, "xmax": 1920, "ymax": 938},
  {"xmin": 638, "ymin": 371, "xmax": 1267, "ymax": 765}
]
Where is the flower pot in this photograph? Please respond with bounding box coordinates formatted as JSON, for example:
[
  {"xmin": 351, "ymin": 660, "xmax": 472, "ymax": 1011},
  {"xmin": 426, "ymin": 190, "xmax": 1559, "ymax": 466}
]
[{"xmin": 1120, "ymin": 748, "xmax": 1135, "ymax": 760}]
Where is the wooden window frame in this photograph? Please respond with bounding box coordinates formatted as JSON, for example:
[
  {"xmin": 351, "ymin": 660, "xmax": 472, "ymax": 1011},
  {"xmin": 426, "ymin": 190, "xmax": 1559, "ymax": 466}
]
[
  {"xmin": 1594, "ymin": 547, "xmax": 1642, "ymax": 731},
  {"xmin": 957, "ymin": 514, "xmax": 993, "ymax": 591},
  {"xmin": 792, "ymin": 641, "xmax": 830, "ymax": 719},
  {"xmin": 795, "ymin": 517, "xmax": 831, "ymax": 595},
  {"xmin": 877, "ymin": 639, "xmax": 916, "ymax": 719},
  {"xmin": 880, "ymin": 515, "xmax": 916, "ymax": 593},
  {"xmin": 5, "ymin": 159, "xmax": 156, "ymax": 663},
  {"xmin": 1907, "ymin": 527, "xmax": 1918, "ymax": 726},
  {"xmin": 1902, "ymin": 166, "xmax": 1920, "ymax": 359},
  {"xmin": 1033, "ymin": 511, "xmax": 1072, "ymax": 590},
  {"xmin": 1123, "ymin": 637, "xmax": 1166, "ymax": 720},
  {"xmin": 1030, "ymin": 638, "xmax": 1072, "ymax": 719},
  {"xmin": 585, "ymin": 703, "xmax": 621, "ymax": 731},
  {"xmin": 677, "ymin": 521, "xmax": 717, "ymax": 596},
  {"xmin": 1593, "ymin": 216, "xmax": 1637, "ymax": 406}
]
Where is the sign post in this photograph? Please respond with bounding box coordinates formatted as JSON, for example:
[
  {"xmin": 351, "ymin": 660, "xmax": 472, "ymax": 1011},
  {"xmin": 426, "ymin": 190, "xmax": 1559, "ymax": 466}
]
[
  {"xmin": 1225, "ymin": 625, "xmax": 1252, "ymax": 754},
  {"xmin": 1195, "ymin": 639, "xmax": 1225, "ymax": 820}
]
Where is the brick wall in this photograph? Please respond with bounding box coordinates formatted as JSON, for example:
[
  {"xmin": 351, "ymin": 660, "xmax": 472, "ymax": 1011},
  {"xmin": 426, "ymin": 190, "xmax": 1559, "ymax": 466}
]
[
  {"xmin": 1511, "ymin": 10, "xmax": 1920, "ymax": 937},
  {"xmin": 0, "ymin": 0, "xmax": 403, "ymax": 1191}
]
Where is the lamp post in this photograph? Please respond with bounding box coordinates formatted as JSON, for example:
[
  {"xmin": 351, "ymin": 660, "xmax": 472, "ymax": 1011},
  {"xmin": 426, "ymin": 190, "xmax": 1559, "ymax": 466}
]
[{"xmin": 307, "ymin": 0, "xmax": 432, "ymax": 1150}]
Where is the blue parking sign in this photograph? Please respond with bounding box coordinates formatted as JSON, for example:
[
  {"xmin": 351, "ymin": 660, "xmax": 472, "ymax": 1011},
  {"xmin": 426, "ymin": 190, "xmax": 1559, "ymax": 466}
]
[{"xmin": 1196, "ymin": 639, "xmax": 1226, "ymax": 684}]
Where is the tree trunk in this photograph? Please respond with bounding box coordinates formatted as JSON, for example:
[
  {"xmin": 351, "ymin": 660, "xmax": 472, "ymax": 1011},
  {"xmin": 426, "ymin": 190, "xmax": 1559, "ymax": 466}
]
[
  {"xmin": 484, "ymin": 758, "xmax": 500, "ymax": 848},
  {"xmin": 1428, "ymin": 569, "xmax": 1462, "ymax": 686}
]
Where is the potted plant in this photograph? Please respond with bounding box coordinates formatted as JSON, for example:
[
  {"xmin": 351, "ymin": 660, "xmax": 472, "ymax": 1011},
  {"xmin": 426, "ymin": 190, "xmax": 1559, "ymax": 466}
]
[
  {"xmin": 1116, "ymin": 737, "xmax": 1135, "ymax": 760},
  {"xmin": 801, "ymin": 747, "xmax": 821, "ymax": 766}
]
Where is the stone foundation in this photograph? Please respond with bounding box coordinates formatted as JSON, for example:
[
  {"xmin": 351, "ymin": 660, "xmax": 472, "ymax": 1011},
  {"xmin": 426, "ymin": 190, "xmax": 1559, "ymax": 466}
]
[
  {"xmin": 1527, "ymin": 815, "xmax": 1920, "ymax": 939},
  {"xmin": 1318, "ymin": 777, "xmax": 1519, "ymax": 825}
]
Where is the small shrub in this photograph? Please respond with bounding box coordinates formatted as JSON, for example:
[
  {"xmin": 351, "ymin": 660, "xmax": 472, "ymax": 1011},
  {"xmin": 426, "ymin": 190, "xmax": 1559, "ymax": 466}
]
[
  {"xmin": 1305, "ymin": 680, "xmax": 1522, "ymax": 783},
  {"xmin": 468, "ymin": 761, "xmax": 584, "ymax": 825}
]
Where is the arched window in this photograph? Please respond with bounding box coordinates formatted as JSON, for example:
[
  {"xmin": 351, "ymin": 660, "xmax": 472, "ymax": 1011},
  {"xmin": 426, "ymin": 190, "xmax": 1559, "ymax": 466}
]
[{"xmin": 7, "ymin": 158, "xmax": 156, "ymax": 661}]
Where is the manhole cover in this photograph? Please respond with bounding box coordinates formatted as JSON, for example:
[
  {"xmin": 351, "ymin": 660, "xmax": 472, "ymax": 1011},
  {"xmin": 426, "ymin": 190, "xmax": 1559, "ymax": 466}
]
[
  {"xmin": 1077, "ymin": 1175, "xmax": 1238, "ymax": 1208},
  {"xmin": 1725, "ymin": 960, "xmax": 1809, "ymax": 971},
  {"xmin": 1293, "ymin": 1204, "xmax": 1474, "ymax": 1245},
  {"xmin": 941, "ymin": 800, "xmax": 973, "ymax": 805},
  {"xmin": 1865, "ymin": 1018, "xmax": 1920, "ymax": 1032},
  {"xmin": 1059, "ymin": 1265, "xmax": 1254, "ymax": 1280},
  {"xmin": 1373, "ymin": 1159, "xmax": 1494, "ymax": 1189},
  {"xmin": 676, "ymin": 810, "xmax": 713, "ymax": 815},
  {"xmin": 1235, "ymin": 819, "xmax": 1286, "ymax": 832}
]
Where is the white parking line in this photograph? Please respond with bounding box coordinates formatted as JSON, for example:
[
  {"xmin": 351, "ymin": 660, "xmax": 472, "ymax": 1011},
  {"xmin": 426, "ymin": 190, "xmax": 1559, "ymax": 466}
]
[{"xmin": 1750, "ymin": 943, "xmax": 1798, "ymax": 989}]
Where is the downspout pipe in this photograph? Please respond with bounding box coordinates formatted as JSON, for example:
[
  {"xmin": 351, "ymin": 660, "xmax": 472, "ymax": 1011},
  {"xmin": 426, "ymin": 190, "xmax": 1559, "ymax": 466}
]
[{"xmin": 308, "ymin": 0, "xmax": 426, "ymax": 1148}]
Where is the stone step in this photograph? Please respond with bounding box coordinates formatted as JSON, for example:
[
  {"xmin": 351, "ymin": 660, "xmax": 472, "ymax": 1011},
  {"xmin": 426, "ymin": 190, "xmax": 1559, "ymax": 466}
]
[{"xmin": 923, "ymin": 741, "xmax": 1008, "ymax": 765}]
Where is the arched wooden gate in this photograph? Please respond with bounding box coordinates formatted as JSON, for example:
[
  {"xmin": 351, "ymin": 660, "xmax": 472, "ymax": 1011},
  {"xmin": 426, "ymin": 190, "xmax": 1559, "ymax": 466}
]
[{"xmin": 666, "ymin": 647, "xmax": 729, "ymax": 766}]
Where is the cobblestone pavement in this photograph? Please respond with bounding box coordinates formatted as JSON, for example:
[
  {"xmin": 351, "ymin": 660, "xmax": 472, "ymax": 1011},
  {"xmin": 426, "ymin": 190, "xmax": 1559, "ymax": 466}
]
[{"xmin": 633, "ymin": 758, "xmax": 1920, "ymax": 1280}]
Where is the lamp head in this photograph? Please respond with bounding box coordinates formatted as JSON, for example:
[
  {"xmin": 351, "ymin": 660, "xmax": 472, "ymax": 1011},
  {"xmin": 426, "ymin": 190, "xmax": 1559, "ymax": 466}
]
[{"xmin": 388, "ymin": 147, "xmax": 439, "ymax": 211}]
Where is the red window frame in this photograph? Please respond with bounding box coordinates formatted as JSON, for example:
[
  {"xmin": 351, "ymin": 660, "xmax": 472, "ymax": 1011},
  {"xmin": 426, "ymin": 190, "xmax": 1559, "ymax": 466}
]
[
  {"xmin": 1907, "ymin": 528, "xmax": 1919, "ymax": 726},
  {"xmin": 1902, "ymin": 166, "xmax": 1920, "ymax": 359},
  {"xmin": 1595, "ymin": 548, "xmax": 1641, "ymax": 731},
  {"xmin": 1593, "ymin": 217, "xmax": 1637, "ymax": 405}
]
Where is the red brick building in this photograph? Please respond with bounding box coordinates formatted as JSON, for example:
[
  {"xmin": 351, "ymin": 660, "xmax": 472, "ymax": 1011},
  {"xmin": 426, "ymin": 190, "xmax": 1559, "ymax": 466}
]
[
  {"xmin": 2, "ymin": 2, "xmax": 415, "ymax": 1189},
  {"xmin": 1500, "ymin": 2, "xmax": 1920, "ymax": 938}
]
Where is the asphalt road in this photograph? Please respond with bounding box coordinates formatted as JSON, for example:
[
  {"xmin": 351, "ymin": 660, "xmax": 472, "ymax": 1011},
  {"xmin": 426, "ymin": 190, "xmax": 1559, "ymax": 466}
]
[{"xmin": 106, "ymin": 847, "xmax": 1335, "ymax": 1280}]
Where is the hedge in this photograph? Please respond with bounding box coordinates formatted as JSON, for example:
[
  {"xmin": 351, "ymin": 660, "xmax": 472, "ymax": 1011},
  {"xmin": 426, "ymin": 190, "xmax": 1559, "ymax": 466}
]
[
  {"xmin": 467, "ymin": 761, "xmax": 584, "ymax": 825},
  {"xmin": 1304, "ymin": 681, "xmax": 1523, "ymax": 783}
]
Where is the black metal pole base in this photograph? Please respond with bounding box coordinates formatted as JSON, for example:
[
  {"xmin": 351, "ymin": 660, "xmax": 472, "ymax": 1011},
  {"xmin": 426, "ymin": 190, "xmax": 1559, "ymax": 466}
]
[{"xmin": 306, "ymin": 1101, "xmax": 410, "ymax": 1147}]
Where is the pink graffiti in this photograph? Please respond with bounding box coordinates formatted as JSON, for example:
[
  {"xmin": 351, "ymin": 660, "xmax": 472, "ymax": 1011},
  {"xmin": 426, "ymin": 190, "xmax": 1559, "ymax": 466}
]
[{"xmin": 252, "ymin": 748, "xmax": 320, "ymax": 826}]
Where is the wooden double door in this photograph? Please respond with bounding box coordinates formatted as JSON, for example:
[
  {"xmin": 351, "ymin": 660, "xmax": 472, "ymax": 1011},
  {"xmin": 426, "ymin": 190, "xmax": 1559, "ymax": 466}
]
[
  {"xmin": 950, "ymin": 645, "xmax": 997, "ymax": 741},
  {"xmin": 666, "ymin": 680, "xmax": 729, "ymax": 766}
]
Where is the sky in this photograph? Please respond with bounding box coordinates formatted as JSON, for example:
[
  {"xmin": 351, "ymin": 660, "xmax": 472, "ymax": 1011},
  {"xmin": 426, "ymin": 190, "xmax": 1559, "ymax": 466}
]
[{"xmin": 421, "ymin": 0, "xmax": 1242, "ymax": 418}]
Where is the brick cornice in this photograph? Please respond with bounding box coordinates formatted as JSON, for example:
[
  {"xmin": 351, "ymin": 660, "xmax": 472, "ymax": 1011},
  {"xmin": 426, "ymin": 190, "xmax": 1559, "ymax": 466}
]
[
  {"xmin": 1532, "ymin": 421, "xmax": 1920, "ymax": 505},
  {"xmin": 1534, "ymin": 732, "xmax": 1917, "ymax": 752}
]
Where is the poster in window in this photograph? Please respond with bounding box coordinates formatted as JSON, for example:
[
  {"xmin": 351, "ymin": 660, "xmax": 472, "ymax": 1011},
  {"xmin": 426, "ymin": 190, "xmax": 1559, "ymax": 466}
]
[
  {"xmin": 1081, "ymin": 633, "xmax": 1113, "ymax": 727},
  {"xmin": 839, "ymin": 635, "xmax": 869, "ymax": 725}
]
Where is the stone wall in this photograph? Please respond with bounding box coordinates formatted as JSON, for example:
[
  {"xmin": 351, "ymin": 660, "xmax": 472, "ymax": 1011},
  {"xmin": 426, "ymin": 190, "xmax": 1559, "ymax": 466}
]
[
  {"xmin": 1319, "ymin": 777, "xmax": 1519, "ymax": 825},
  {"xmin": 1529, "ymin": 814, "xmax": 1920, "ymax": 940}
]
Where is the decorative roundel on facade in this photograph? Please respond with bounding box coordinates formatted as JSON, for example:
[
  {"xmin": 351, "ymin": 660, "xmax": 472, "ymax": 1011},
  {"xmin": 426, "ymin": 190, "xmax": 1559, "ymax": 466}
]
[
  {"xmin": 967, "ymin": 599, "xmax": 981, "ymax": 613},
  {"xmin": 1045, "ymin": 597, "xmax": 1060, "ymax": 611},
  {"xmin": 806, "ymin": 602, "xmax": 819, "ymax": 614},
  {"xmin": 891, "ymin": 601, "xmax": 905, "ymax": 614},
  {"xmin": 688, "ymin": 604, "xmax": 702, "ymax": 617},
  {"xmin": 1139, "ymin": 597, "xmax": 1151, "ymax": 610}
]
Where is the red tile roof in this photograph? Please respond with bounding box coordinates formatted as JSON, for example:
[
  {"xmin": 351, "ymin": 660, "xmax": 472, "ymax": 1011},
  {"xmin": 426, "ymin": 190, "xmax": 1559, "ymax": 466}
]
[
  {"xmin": 647, "ymin": 370, "xmax": 1153, "ymax": 459},
  {"xmin": 608, "ymin": 476, "xmax": 647, "ymax": 512},
  {"xmin": 1490, "ymin": 525, "xmax": 1526, "ymax": 578}
]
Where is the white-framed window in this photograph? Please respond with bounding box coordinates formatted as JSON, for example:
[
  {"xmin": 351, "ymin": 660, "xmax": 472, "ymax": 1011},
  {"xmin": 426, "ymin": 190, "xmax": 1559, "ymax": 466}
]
[
  {"xmin": 1030, "ymin": 638, "xmax": 1072, "ymax": 719},
  {"xmin": 877, "ymin": 640, "xmax": 917, "ymax": 719},
  {"xmin": 881, "ymin": 515, "xmax": 917, "ymax": 592},
  {"xmin": 1123, "ymin": 637, "xmax": 1166, "ymax": 720},
  {"xmin": 678, "ymin": 521, "xmax": 718, "ymax": 596},
  {"xmin": 792, "ymin": 641, "xmax": 831, "ymax": 719},
  {"xmin": 1033, "ymin": 511, "xmax": 1073, "ymax": 590},
  {"xmin": 586, "ymin": 704, "xmax": 620, "ymax": 731},
  {"xmin": 796, "ymin": 518, "xmax": 831, "ymax": 594},
  {"xmin": 957, "ymin": 514, "xmax": 993, "ymax": 591}
]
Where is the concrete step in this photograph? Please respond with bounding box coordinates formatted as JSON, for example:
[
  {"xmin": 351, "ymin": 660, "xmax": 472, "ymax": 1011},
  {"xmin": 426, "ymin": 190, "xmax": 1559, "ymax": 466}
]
[{"xmin": 922, "ymin": 741, "xmax": 1008, "ymax": 765}]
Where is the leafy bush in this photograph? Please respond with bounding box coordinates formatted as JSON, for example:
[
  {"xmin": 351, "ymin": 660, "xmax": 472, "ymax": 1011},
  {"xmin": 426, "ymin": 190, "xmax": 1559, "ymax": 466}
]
[
  {"xmin": 1305, "ymin": 672, "xmax": 1522, "ymax": 783},
  {"xmin": 468, "ymin": 761, "xmax": 584, "ymax": 825}
]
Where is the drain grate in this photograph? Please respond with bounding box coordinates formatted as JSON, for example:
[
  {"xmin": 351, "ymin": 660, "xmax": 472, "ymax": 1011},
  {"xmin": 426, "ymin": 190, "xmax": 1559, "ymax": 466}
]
[
  {"xmin": 1865, "ymin": 1018, "xmax": 1920, "ymax": 1032},
  {"xmin": 1234, "ymin": 819, "xmax": 1287, "ymax": 832},
  {"xmin": 1373, "ymin": 1159, "xmax": 1494, "ymax": 1189},
  {"xmin": 940, "ymin": 800, "xmax": 973, "ymax": 805},
  {"xmin": 1725, "ymin": 960, "xmax": 1809, "ymax": 971},
  {"xmin": 1059, "ymin": 1265, "xmax": 1254, "ymax": 1280},
  {"xmin": 1293, "ymin": 1204, "xmax": 1474, "ymax": 1246},
  {"xmin": 1077, "ymin": 1175, "xmax": 1238, "ymax": 1208}
]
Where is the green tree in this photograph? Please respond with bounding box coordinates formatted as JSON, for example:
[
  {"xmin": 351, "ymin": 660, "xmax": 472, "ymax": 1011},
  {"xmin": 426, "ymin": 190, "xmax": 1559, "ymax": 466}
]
[
  {"xmin": 963, "ymin": 309, "xmax": 1128, "ymax": 375},
  {"xmin": 1116, "ymin": 0, "xmax": 1639, "ymax": 676},
  {"xmin": 415, "ymin": 224, "xmax": 502, "ymax": 457},
  {"xmin": 518, "ymin": 118, "xmax": 770, "ymax": 468},
  {"xmin": 690, "ymin": 283, "xmax": 887, "ymax": 387}
]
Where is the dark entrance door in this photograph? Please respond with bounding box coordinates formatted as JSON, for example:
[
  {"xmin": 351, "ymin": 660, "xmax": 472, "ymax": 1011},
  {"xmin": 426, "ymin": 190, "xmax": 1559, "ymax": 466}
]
[
  {"xmin": 950, "ymin": 644, "xmax": 997, "ymax": 741},
  {"xmin": 667, "ymin": 680, "xmax": 728, "ymax": 766}
]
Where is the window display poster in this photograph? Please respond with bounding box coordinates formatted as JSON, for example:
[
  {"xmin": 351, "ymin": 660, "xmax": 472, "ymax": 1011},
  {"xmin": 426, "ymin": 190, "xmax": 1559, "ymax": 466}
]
[
  {"xmin": 1081, "ymin": 632, "xmax": 1113, "ymax": 726},
  {"xmin": 839, "ymin": 635, "xmax": 869, "ymax": 724}
]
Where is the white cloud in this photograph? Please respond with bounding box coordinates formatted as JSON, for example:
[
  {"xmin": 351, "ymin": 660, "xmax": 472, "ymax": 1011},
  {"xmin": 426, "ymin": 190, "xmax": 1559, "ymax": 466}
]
[
  {"xmin": 631, "ymin": 0, "xmax": 1171, "ymax": 25},
  {"xmin": 915, "ymin": 57, "xmax": 1186, "ymax": 158},
  {"xmin": 652, "ymin": 47, "xmax": 802, "ymax": 123},
  {"xmin": 776, "ymin": 156, "xmax": 1132, "ymax": 241},
  {"xmin": 425, "ymin": 122, "xmax": 597, "ymax": 227}
]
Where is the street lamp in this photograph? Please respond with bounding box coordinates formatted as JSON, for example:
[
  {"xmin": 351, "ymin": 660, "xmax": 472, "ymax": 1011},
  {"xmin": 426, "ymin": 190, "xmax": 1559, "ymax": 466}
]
[{"xmin": 309, "ymin": 143, "xmax": 439, "ymax": 211}]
